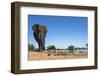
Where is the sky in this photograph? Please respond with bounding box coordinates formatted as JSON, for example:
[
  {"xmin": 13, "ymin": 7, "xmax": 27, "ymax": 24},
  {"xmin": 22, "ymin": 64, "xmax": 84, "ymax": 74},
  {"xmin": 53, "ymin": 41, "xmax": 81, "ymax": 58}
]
[{"xmin": 28, "ymin": 15, "xmax": 88, "ymax": 49}]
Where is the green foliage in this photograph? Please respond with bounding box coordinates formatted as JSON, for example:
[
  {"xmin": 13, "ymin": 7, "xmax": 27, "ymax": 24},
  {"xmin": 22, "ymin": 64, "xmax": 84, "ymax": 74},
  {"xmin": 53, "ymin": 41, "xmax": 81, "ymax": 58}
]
[
  {"xmin": 86, "ymin": 44, "xmax": 88, "ymax": 47},
  {"xmin": 28, "ymin": 43, "xmax": 34, "ymax": 51},
  {"xmin": 81, "ymin": 47, "xmax": 86, "ymax": 50},
  {"xmin": 67, "ymin": 45, "xmax": 75, "ymax": 53},
  {"xmin": 68, "ymin": 45, "xmax": 75, "ymax": 50},
  {"xmin": 47, "ymin": 45, "xmax": 56, "ymax": 50},
  {"xmin": 85, "ymin": 43, "xmax": 88, "ymax": 50}
]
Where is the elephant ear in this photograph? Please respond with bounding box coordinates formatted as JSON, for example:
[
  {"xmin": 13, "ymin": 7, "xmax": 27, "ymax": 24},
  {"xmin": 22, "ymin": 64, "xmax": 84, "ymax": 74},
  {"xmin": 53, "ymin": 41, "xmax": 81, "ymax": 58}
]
[
  {"xmin": 32, "ymin": 24, "xmax": 40, "ymax": 32},
  {"xmin": 43, "ymin": 25, "xmax": 48, "ymax": 33},
  {"xmin": 45, "ymin": 27, "xmax": 48, "ymax": 33}
]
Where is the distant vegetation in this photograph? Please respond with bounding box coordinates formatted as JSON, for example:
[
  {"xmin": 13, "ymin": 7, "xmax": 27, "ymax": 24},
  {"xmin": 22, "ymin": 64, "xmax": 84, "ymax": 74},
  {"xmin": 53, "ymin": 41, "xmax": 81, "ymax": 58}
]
[
  {"xmin": 86, "ymin": 44, "xmax": 88, "ymax": 49},
  {"xmin": 28, "ymin": 43, "xmax": 34, "ymax": 51},
  {"xmin": 67, "ymin": 45, "xmax": 75, "ymax": 53},
  {"xmin": 67, "ymin": 45, "xmax": 75, "ymax": 50},
  {"xmin": 28, "ymin": 43, "xmax": 88, "ymax": 53},
  {"xmin": 47, "ymin": 45, "xmax": 56, "ymax": 50}
]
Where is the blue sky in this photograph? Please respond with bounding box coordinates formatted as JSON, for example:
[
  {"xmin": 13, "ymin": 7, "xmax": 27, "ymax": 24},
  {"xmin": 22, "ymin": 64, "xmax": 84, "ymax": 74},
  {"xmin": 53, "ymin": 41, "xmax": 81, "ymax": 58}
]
[{"xmin": 28, "ymin": 15, "xmax": 88, "ymax": 49}]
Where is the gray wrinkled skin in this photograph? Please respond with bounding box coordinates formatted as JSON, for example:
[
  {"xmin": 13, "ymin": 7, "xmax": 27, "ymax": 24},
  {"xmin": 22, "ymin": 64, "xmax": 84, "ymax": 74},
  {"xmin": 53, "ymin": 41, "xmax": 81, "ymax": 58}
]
[{"xmin": 32, "ymin": 24, "xmax": 48, "ymax": 51}]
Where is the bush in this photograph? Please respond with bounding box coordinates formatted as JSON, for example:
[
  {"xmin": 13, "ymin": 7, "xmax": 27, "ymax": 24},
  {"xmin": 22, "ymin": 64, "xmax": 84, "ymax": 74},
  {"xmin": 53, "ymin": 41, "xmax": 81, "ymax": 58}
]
[
  {"xmin": 28, "ymin": 43, "xmax": 34, "ymax": 51},
  {"xmin": 47, "ymin": 45, "xmax": 56, "ymax": 50},
  {"xmin": 67, "ymin": 45, "xmax": 75, "ymax": 53}
]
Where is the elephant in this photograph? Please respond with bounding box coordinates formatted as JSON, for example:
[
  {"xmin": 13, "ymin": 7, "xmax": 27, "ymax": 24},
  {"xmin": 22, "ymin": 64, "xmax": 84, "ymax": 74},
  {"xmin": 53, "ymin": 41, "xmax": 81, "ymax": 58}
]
[{"xmin": 32, "ymin": 24, "xmax": 48, "ymax": 51}]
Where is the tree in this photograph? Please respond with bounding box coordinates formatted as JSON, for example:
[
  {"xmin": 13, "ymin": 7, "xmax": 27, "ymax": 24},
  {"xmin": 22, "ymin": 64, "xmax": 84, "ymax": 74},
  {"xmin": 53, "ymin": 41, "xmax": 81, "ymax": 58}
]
[
  {"xmin": 86, "ymin": 44, "xmax": 88, "ymax": 49},
  {"xmin": 28, "ymin": 43, "xmax": 35, "ymax": 51},
  {"xmin": 47, "ymin": 45, "xmax": 56, "ymax": 50},
  {"xmin": 81, "ymin": 47, "xmax": 86, "ymax": 50},
  {"xmin": 67, "ymin": 45, "xmax": 75, "ymax": 53}
]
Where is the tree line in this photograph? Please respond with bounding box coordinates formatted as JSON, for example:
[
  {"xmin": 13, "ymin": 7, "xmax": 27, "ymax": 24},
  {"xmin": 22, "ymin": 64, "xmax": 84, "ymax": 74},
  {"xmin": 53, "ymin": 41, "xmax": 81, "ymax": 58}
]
[{"xmin": 28, "ymin": 43, "xmax": 88, "ymax": 51}]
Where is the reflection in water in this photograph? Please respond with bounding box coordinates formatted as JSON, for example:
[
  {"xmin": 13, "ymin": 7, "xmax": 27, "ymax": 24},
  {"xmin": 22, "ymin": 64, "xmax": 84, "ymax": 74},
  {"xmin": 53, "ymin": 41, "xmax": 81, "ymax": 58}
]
[{"xmin": 57, "ymin": 50, "xmax": 88, "ymax": 54}]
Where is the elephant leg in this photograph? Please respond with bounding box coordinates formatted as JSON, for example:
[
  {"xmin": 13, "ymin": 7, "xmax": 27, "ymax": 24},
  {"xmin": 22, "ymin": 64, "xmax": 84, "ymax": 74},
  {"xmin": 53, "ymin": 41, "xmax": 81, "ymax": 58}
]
[
  {"xmin": 42, "ymin": 40, "xmax": 45, "ymax": 50},
  {"xmin": 39, "ymin": 39, "xmax": 44, "ymax": 51},
  {"xmin": 40, "ymin": 39, "xmax": 45, "ymax": 50},
  {"xmin": 33, "ymin": 32, "xmax": 39, "ymax": 43},
  {"xmin": 40, "ymin": 32, "xmax": 45, "ymax": 50},
  {"xmin": 38, "ymin": 40, "xmax": 41, "ymax": 51},
  {"xmin": 34, "ymin": 32, "xmax": 42, "ymax": 51}
]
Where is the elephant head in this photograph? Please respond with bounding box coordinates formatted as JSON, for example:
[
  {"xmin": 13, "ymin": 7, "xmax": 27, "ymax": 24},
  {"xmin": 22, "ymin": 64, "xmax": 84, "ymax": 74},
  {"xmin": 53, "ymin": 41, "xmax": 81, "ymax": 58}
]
[{"xmin": 32, "ymin": 24, "xmax": 48, "ymax": 51}]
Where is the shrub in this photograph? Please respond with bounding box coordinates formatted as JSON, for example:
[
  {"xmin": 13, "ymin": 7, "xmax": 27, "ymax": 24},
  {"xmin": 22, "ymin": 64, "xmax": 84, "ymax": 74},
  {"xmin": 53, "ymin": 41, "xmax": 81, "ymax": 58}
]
[
  {"xmin": 67, "ymin": 45, "xmax": 75, "ymax": 53},
  {"xmin": 47, "ymin": 45, "xmax": 56, "ymax": 50},
  {"xmin": 28, "ymin": 43, "xmax": 34, "ymax": 51}
]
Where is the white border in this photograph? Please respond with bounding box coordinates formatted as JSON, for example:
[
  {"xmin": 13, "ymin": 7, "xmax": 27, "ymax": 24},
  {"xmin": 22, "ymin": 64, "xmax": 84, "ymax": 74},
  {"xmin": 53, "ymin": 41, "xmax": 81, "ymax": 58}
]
[{"xmin": 20, "ymin": 6, "xmax": 95, "ymax": 70}]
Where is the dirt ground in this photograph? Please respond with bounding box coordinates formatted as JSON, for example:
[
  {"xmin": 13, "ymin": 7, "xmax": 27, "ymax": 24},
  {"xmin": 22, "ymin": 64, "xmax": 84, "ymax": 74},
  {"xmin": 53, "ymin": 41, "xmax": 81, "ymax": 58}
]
[{"xmin": 28, "ymin": 51, "xmax": 87, "ymax": 60}]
